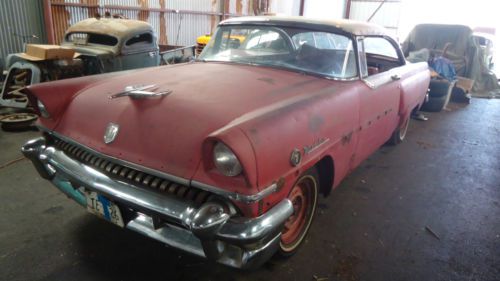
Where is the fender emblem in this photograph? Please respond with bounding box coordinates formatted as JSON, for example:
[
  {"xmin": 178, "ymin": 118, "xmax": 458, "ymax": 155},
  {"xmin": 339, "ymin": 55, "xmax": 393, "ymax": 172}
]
[
  {"xmin": 290, "ymin": 149, "xmax": 302, "ymax": 167},
  {"xmin": 104, "ymin": 123, "xmax": 120, "ymax": 144}
]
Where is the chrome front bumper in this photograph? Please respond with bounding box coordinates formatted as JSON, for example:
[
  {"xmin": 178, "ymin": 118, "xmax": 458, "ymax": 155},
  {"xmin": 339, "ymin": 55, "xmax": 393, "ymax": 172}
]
[{"xmin": 22, "ymin": 137, "xmax": 293, "ymax": 269}]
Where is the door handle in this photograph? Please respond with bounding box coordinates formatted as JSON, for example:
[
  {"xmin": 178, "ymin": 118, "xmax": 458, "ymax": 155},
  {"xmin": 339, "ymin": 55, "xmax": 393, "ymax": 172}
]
[{"xmin": 391, "ymin": 74, "xmax": 401, "ymax": 81}]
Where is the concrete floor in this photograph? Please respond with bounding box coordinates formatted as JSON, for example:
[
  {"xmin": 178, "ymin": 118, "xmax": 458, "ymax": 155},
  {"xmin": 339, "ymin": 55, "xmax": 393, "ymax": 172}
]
[{"xmin": 1, "ymin": 99, "xmax": 499, "ymax": 281}]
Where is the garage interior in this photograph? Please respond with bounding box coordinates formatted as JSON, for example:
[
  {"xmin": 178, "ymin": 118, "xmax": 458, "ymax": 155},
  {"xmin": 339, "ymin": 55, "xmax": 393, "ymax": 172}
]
[{"xmin": 1, "ymin": 1, "xmax": 499, "ymax": 281}]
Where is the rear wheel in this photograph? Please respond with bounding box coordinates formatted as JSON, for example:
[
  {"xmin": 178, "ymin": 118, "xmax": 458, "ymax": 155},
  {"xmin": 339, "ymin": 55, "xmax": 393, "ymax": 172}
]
[
  {"xmin": 278, "ymin": 168, "xmax": 319, "ymax": 256},
  {"xmin": 388, "ymin": 116, "xmax": 410, "ymax": 145}
]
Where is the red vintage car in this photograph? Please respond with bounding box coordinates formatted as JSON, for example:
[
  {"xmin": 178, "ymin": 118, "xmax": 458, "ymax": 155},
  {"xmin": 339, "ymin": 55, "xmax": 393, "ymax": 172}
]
[{"xmin": 22, "ymin": 17, "xmax": 430, "ymax": 268}]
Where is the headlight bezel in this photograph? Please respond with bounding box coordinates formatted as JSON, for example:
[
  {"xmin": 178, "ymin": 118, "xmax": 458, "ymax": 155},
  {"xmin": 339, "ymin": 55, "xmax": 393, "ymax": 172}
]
[
  {"xmin": 37, "ymin": 99, "xmax": 50, "ymax": 118},
  {"xmin": 213, "ymin": 142, "xmax": 243, "ymax": 177}
]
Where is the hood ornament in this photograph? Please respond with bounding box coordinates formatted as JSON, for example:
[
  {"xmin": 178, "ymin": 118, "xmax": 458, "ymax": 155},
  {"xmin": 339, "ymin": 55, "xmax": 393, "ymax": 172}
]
[
  {"xmin": 110, "ymin": 84, "xmax": 172, "ymax": 99},
  {"xmin": 104, "ymin": 123, "xmax": 120, "ymax": 144}
]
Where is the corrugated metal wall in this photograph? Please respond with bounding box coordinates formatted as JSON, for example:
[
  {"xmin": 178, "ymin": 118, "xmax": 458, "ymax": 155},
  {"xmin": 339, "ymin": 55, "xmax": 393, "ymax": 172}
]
[
  {"xmin": 46, "ymin": 0, "xmax": 294, "ymax": 47},
  {"xmin": 303, "ymin": 0, "xmax": 345, "ymax": 20},
  {"xmin": 0, "ymin": 0, "xmax": 46, "ymax": 70},
  {"xmin": 0, "ymin": 0, "xmax": 313, "ymax": 69},
  {"xmin": 347, "ymin": 0, "xmax": 402, "ymax": 38}
]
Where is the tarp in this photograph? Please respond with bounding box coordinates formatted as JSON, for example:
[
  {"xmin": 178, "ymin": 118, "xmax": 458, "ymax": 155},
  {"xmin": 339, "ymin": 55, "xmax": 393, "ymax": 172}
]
[{"xmin": 402, "ymin": 23, "xmax": 499, "ymax": 96}]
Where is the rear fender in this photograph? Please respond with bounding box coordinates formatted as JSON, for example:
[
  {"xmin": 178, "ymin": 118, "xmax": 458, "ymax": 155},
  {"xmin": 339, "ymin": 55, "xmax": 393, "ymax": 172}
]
[{"xmin": 398, "ymin": 63, "xmax": 430, "ymax": 122}]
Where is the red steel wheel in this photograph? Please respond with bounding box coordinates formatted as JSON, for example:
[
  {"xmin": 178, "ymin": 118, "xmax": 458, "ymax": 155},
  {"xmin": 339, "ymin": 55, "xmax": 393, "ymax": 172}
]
[{"xmin": 279, "ymin": 169, "xmax": 319, "ymax": 255}]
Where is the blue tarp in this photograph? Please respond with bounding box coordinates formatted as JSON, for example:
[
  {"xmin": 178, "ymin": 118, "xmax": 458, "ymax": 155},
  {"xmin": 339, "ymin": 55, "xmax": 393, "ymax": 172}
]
[{"xmin": 430, "ymin": 56, "xmax": 457, "ymax": 82}]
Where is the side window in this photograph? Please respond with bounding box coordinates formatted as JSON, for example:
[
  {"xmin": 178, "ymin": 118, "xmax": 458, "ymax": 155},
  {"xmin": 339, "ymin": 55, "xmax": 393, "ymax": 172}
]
[
  {"xmin": 364, "ymin": 37, "xmax": 398, "ymax": 58},
  {"xmin": 292, "ymin": 32, "xmax": 357, "ymax": 79},
  {"xmin": 125, "ymin": 33, "xmax": 153, "ymax": 47},
  {"xmin": 361, "ymin": 36, "xmax": 403, "ymax": 76}
]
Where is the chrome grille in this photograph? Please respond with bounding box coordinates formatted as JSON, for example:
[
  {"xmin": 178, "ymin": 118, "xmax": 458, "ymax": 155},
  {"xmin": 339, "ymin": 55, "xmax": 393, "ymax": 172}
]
[{"xmin": 50, "ymin": 136, "xmax": 213, "ymax": 207}]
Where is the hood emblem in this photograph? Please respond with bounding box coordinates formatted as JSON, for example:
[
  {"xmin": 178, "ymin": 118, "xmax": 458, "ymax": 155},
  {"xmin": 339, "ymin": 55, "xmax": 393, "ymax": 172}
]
[
  {"xmin": 110, "ymin": 84, "xmax": 172, "ymax": 99},
  {"xmin": 104, "ymin": 123, "xmax": 120, "ymax": 144}
]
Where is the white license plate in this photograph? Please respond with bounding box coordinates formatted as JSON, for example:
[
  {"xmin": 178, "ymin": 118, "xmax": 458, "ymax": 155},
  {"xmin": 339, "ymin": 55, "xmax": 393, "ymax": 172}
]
[{"xmin": 85, "ymin": 191, "xmax": 124, "ymax": 227}]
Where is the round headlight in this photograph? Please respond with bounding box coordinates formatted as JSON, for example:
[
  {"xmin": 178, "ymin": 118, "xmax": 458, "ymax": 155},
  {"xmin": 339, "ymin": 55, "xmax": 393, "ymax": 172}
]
[
  {"xmin": 213, "ymin": 142, "xmax": 242, "ymax": 177},
  {"xmin": 37, "ymin": 99, "xmax": 50, "ymax": 118}
]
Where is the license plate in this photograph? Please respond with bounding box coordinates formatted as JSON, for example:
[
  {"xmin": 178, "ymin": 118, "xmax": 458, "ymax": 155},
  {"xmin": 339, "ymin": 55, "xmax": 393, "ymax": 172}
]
[{"xmin": 85, "ymin": 191, "xmax": 124, "ymax": 227}]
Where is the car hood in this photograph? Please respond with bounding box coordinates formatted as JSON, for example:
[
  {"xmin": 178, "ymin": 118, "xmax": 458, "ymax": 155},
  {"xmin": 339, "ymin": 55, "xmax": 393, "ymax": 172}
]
[{"xmin": 52, "ymin": 62, "xmax": 332, "ymax": 180}]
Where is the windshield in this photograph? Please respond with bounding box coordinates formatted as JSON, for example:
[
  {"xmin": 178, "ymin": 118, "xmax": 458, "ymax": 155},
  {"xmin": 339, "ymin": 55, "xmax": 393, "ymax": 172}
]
[{"xmin": 199, "ymin": 25, "xmax": 357, "ymax": 79}]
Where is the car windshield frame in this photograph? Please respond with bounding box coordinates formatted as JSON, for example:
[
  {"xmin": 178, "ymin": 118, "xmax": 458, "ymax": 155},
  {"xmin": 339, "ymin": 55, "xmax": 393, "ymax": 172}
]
[{"xmin": 199, "ymin": 25, "xmax": 359, "ymax": 80}]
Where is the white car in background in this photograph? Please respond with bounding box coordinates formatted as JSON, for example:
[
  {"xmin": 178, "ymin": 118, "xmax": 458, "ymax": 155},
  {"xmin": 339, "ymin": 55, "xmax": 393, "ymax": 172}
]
[{"xmin": 473, "ymin": 32, "xmax": 495, "ymax": 69}]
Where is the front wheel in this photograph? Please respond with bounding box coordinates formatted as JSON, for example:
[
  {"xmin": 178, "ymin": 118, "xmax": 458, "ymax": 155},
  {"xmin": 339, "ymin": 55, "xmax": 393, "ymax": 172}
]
[{"xmin": 278, "ymin": 168, "xmax": 319, "ymax": 256}]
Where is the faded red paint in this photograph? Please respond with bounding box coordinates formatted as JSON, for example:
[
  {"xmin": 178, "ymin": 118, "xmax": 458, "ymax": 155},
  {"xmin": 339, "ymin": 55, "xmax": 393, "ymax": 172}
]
[{"xmin": 27, "ymin": 58, "xmax": 429, "ymax": 217}]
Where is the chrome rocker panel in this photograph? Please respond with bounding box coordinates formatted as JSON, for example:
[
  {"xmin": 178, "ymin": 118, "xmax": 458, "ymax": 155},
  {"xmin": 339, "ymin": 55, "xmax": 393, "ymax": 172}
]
[{"xmin": 22, "ymin": 137, "xmax": 293, "ymax": 269}]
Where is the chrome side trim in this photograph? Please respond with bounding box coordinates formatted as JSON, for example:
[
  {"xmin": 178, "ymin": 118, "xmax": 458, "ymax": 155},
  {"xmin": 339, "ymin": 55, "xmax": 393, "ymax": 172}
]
[{"xmin": 191, "ymin": 180, "xmax": 278, "ymax": 204}]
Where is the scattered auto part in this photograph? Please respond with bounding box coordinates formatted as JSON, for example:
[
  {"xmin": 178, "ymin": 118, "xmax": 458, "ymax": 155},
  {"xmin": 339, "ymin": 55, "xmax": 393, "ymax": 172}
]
[
  {"xmin": 421, "ymin": 79, "xmax": 456, "ymax": 112},
  {"xmin": 0, "ymin": 112, "xmax": 37, "ymax": 131}
]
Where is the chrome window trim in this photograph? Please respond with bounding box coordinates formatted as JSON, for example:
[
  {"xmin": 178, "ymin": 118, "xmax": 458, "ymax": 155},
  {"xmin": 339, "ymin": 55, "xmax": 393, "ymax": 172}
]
[{"xmin": 37, "ymin": 126, "xmax": 278, "ymax": 203}]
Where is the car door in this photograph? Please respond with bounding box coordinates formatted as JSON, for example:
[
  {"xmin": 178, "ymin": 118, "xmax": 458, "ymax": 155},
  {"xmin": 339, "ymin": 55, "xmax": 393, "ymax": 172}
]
[{"xmin": 352, "ymin": 36, "xmax": 405, "ymax": 167}]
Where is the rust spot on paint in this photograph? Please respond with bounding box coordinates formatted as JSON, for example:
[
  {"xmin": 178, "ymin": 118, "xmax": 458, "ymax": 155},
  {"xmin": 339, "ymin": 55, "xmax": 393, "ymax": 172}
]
[
  {"xmin": 308, "ymin": 115, "xmax": 324, "ymax": 132},
  {"xmin": 276, "ymin": 177, "xmax": 285, "ymax": 191},
  {"xmin": 257, "ymin": 77, "xmax": 275, "ymax": 85},
  {"xmin": 248, "ymin": 128, "xmax": 260, "ymax": 145},
  {"xmin": 341, "ymin": 131, "xmax": 353, "ymax": 145},
  {"xmin": 269, "ymin": 79, "xmax": 317, "ymax": 96}
]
